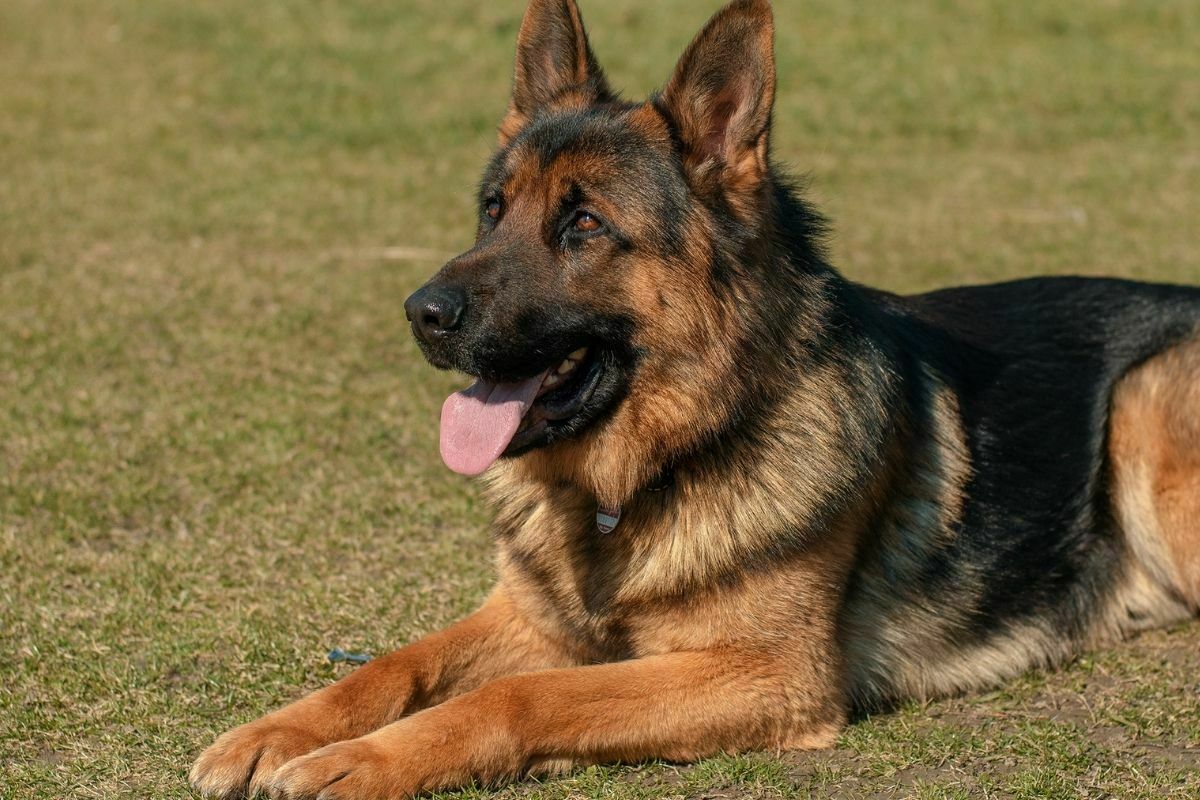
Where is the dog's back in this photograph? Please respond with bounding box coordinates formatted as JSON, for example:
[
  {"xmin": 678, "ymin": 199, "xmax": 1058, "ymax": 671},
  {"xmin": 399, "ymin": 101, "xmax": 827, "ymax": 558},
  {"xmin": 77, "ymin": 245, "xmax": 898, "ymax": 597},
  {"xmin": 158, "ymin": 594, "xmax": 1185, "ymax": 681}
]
[{"xmin": 842, "ymin": 277, "xmax": 1200, "ymax": 709}]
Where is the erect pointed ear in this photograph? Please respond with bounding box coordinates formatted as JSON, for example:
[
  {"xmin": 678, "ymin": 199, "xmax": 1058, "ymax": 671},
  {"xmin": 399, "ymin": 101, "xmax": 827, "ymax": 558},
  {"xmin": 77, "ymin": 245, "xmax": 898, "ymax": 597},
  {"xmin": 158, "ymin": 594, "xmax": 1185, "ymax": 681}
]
[
  {"xmin": 498, "ymin": 0, "xmax": 615, "ymax": 145},
  {"xmin": 658, "ymin": 0, "xmax": 776, "ymax": 200}
]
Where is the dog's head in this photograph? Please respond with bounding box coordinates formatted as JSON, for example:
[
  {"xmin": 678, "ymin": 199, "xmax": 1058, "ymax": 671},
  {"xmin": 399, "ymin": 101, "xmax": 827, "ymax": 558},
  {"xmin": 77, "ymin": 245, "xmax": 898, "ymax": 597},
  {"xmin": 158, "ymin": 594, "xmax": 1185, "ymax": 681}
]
[{"xmin": 406, "ymin": 0, "xmax": 795, "ymax": 503}]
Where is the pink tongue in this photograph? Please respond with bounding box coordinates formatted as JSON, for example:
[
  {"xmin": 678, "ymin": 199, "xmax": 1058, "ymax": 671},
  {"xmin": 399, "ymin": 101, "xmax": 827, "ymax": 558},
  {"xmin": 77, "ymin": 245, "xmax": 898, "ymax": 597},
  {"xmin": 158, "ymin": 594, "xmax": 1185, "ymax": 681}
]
[{"xmin": 439, "ymin": 372, "xmax": 548, "ymax": 476}]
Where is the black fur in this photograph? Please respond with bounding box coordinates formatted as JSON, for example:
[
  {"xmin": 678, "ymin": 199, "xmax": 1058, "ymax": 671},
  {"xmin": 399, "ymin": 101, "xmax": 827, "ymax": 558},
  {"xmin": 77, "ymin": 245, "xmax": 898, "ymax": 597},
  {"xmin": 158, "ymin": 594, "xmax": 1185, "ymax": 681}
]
[{"xmin": 896, "ymin": 279, "xmax": 1200, "ymax": 626}]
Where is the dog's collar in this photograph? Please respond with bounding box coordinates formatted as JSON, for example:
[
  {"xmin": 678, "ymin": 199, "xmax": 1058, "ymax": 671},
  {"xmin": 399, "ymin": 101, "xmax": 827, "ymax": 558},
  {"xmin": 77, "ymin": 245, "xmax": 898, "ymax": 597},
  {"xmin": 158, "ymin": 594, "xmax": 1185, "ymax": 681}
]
[{"xmin": 595, "ymin": 468, "xmax": 674, "ymax": 534}]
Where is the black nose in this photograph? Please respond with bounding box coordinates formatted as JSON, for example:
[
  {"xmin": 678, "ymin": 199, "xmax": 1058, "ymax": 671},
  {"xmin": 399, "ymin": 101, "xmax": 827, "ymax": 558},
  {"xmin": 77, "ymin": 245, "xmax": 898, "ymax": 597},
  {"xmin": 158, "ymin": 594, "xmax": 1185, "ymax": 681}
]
[{"xmin": 404, "ymin": 284, "xmax": 467, "ymax": 342}]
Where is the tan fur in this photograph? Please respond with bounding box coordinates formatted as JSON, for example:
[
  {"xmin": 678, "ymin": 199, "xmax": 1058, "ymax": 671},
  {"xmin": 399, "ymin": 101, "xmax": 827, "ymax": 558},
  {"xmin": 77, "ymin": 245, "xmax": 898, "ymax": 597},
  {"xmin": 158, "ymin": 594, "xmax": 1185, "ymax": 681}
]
[
  {"xmin": 188, "ymin": 2, "xmax": 1200, "ymax": 798},
  {"xmin": 188, "ymin": 592, "xmax": 575, "ymax": 798},
  {"xmin": 1110, "ymin": 333, "xmax": 1200, "ymax": 608}
]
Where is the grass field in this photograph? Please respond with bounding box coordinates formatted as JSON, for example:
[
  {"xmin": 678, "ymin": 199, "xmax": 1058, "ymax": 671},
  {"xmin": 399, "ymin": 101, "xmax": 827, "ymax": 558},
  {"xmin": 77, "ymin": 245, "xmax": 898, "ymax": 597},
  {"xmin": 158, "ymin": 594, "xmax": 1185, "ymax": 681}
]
[{"xmin": 2, "ymin": 1, "xmax": 1199, "ymax": 797}]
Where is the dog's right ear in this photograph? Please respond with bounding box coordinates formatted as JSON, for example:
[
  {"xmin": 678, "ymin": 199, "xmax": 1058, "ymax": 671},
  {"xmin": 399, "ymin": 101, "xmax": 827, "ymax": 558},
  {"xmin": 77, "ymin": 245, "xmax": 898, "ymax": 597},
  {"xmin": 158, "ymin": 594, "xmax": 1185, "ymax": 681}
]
[{"xmin": 499, "ymin": 0, "xmax": 614, "ymax": 145}]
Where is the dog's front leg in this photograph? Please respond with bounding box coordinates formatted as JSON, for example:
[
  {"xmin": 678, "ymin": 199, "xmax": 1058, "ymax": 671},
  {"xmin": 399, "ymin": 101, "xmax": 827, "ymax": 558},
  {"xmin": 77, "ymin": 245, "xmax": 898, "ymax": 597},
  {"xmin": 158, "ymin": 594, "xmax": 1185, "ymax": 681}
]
[
  {"xmin": 267, "ymin": 648, "xmax": 845, "ymax": 799},
  {"xmin": 190, "ymin": 590, "xmax": 574, "ymax": 799}
]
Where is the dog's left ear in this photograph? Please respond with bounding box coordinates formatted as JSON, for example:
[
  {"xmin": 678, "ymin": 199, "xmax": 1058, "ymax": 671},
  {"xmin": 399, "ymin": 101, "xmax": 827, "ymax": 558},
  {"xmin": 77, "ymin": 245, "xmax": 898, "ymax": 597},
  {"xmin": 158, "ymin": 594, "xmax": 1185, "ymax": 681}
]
[
  {"xmin": 499, "ymin": 0, "xmax": 614, "ymax": 145},
  {"xmin": 659, "ymin": 0, "xmax": 776, "ymax": 203}
]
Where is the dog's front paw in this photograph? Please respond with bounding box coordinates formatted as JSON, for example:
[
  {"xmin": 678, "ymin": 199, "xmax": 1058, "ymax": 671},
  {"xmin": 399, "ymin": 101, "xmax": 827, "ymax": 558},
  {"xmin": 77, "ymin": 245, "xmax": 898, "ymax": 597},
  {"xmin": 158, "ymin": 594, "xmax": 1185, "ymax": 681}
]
[
  {"xmin": 267, "ymin": 739, "xmax": 406, "ymax": 800},
  {"xmin": 190, "ymin": 718, "xmax": 328, "ymax": 799}
]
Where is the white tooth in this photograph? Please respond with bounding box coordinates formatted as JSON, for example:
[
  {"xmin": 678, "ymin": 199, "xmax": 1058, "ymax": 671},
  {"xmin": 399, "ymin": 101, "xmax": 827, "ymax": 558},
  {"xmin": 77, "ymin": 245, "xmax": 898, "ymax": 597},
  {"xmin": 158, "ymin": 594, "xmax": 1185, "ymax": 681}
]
[
  {"xmin": 543, "ymin": 374, "xmax": 560, "ymax": 387},
  {"xmin": 557, "ymin": 359, "xmax": 574, "ymax": 374},
  {"xmin": 570, "ymin": 347, "xmax": 587, "ymax": 361}
]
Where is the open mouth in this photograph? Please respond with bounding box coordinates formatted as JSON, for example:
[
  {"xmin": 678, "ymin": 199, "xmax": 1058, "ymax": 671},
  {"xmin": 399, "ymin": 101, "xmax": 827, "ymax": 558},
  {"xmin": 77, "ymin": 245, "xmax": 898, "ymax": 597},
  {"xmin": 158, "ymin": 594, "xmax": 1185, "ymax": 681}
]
[
  {"xmin": 439, "ymin": 346, "xmax": 613, "ymax": 476},
  {"xmin": 509, "ymin": 346, "xmax": 603, "ymax": 450}
]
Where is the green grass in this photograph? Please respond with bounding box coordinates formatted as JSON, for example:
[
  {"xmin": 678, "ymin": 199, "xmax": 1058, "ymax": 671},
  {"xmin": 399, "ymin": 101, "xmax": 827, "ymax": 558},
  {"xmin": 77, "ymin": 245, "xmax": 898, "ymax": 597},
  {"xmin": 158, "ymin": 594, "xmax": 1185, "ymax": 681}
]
[{"xmin": 2, "ymin": 1, "xmax": 1198, "ymax": 797}]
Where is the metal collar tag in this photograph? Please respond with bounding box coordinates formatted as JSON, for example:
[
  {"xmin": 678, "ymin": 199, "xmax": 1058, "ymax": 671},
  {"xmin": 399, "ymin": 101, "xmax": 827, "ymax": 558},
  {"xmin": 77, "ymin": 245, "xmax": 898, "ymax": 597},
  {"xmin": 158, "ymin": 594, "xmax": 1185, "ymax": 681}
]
[{"xmin": 596, "ymin": 505, "xmax": 622, "ymax": 534}]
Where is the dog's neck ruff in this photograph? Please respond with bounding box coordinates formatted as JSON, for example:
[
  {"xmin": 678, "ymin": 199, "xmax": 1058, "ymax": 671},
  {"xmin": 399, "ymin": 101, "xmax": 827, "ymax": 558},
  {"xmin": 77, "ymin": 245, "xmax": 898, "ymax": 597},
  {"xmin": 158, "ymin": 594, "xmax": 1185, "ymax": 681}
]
[{"xmin": 595, "ymin": 468, "xmax": 674, "ymax": 533}]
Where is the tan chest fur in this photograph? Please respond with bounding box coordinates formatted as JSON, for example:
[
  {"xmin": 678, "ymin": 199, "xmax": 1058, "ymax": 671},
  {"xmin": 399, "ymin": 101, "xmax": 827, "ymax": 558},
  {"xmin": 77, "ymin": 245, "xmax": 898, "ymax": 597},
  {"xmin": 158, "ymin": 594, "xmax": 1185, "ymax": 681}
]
[{"xmin": 486, "ymin": 468, "xmax": 859, "ymax": 669}]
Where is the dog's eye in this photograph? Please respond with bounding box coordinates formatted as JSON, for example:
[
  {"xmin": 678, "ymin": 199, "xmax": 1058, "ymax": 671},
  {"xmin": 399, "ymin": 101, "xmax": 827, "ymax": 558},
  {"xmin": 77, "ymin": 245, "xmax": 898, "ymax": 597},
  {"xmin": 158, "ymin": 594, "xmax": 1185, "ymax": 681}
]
[
  {"xmin": 485, "ymin": 199, "xmax": 501, "ymax": 220},
  {"xmin": 573, "ymin": 212, "xmax": 601, "ymax": 233}
]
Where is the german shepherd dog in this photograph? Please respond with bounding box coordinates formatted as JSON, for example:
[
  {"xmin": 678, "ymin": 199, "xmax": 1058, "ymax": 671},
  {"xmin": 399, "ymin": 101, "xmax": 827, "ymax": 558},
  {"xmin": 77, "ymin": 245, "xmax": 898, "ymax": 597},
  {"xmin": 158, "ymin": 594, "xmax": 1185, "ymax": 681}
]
[{"xmin": 191, "ymin": 1, "xmax": 1200, "ymax": 797}]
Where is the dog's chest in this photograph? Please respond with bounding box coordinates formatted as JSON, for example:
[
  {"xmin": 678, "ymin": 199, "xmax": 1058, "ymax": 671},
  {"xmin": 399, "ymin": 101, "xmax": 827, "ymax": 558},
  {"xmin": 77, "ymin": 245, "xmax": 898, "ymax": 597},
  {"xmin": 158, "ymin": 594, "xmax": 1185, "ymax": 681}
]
[
  {"xmin": 492, "ymin": 491, "xmax": 745, "ymax": 660},
  {"xmin": 495, "ymin": 505, "xmax": 649, "ymax": 657},
  {"xmin": 492, "ymin": 488, "xmax": 849, "ymax": 665}
]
